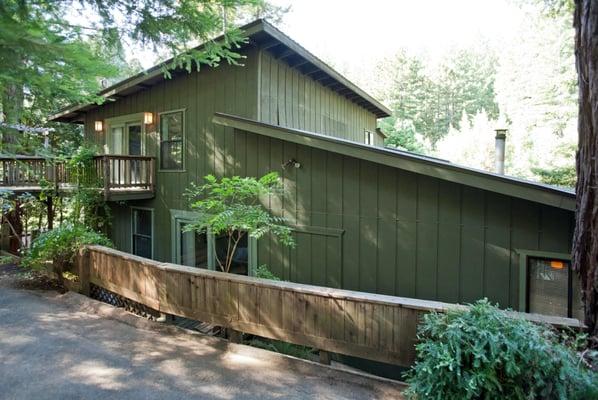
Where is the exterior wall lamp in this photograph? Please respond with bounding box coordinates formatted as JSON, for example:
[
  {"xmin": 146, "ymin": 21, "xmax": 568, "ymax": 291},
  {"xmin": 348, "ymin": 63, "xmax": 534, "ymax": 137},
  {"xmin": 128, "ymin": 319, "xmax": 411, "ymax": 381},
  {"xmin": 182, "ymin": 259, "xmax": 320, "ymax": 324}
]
[
  {"xmin": 94, "ymin": 120, "xmax": 104, "ymax": 132},
  {"xmin": 282, "ymin": 158, "xmax": 301, "ymax": 170},
  {"xmin": 143, "ymin": 112, "xmax": 154, "ymax": 125}
]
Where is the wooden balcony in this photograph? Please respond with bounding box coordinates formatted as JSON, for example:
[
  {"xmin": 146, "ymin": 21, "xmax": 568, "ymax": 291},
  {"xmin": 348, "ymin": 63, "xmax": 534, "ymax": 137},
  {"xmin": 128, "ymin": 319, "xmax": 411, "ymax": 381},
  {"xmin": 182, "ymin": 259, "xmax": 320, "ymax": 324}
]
[{"xmin": 0, "ymin": 155, "xmax": 155, "ymax": 201}]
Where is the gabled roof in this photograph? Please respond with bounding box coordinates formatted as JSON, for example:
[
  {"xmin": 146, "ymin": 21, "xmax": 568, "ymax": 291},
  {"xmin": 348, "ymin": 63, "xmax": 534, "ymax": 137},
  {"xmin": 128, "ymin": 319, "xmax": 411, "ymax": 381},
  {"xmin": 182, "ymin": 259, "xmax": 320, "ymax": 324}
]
[
  {"xmin": 49, "ymin": 19, "xmax": 390, "ymax": 123},
  {"xmin": 212, "ymin": 112, "xmax": 576, "ymax": 211}
]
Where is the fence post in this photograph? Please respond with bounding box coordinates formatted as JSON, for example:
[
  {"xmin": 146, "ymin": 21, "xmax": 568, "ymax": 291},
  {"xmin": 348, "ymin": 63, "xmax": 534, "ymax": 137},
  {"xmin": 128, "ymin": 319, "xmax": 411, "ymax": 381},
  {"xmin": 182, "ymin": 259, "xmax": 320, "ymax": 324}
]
[
  {"xmin": 103, "ymin": 155, "xmax": 110, "ymax": 201},
  {"xmin": 319, "ymin": 350, "xmax": 332, "ymax": 365},
  {"xmin": 78, "ymin": 247, "xmax": 91, "ymax": 296}
]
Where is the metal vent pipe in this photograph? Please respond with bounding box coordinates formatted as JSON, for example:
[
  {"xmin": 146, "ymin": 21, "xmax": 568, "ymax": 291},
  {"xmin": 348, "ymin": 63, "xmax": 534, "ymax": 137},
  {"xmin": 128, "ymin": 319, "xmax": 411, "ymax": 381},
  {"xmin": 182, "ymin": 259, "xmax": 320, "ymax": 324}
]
[{"xmin": 495, "ymin": 129, "xmax": 507, "ymax": 175}]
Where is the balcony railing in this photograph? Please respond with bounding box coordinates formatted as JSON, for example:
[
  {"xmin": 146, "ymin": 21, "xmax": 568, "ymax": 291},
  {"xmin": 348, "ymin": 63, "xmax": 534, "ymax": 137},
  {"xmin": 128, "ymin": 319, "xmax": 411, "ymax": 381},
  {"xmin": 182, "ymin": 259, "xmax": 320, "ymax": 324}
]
[{"xmin": 0, "ymin": 155, "xmax": 155, "ymax": 200}]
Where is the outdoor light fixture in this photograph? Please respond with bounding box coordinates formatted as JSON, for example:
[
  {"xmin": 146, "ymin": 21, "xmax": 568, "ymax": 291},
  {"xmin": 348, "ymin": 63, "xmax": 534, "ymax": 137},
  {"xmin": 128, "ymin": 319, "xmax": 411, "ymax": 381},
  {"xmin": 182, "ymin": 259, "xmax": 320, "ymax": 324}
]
[
  {"xmin": 550, "ymin": 260, "xmax": 565, "ymax": 270},
  {"xmin": 282, "ymin": 158, "xmax": 301, "ymax": 170},
  {"xmin": 143, "ymin": 112, "xmax": 154, "ymax": 125},
  {"xmin": 94, "ymin": 120, "xmax": 103, "ymax": 132}
]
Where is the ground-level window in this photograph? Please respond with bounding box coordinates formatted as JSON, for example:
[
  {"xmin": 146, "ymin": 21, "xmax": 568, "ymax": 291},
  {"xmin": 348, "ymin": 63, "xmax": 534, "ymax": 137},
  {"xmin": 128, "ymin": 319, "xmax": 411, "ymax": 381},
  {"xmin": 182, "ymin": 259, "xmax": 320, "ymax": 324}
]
[
  {"xmin": 132, "ymin": 208, "xmax": 153, "ymax": 259},
  {"xmin": 215, "ymin": 231, "xmax": 248, "ymax": 275},
  {"xmin": 526, "ymin": 256, "xmax": 583, "ymax": 319},
  {"xmin": 170, "ymin": 210, "xmax": 255, "ymax": 274},
  {"xmin": 178, "ymin": 222, "xmax": 209, "ymax": 268}
]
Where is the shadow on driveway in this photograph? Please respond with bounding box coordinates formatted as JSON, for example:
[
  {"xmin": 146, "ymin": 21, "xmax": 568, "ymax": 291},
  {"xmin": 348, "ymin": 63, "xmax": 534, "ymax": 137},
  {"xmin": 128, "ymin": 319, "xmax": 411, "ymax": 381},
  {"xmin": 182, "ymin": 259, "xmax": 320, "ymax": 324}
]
[{"xmin": 0, "ymin": 286, "xmax": 405, "ymax": 399}]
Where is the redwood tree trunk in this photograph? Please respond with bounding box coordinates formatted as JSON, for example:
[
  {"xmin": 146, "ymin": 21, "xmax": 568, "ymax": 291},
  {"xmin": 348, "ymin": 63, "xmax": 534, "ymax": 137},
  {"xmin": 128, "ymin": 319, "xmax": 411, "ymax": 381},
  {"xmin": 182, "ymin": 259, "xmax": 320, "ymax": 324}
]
[{"xmin": 573, "ymin": 0, "xmax": 598, "ymax": 340}]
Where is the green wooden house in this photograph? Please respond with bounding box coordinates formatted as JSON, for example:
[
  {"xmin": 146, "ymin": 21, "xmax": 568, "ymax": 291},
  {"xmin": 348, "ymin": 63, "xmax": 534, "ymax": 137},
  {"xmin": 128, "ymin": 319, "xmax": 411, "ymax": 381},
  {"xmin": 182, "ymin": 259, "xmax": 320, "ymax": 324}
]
[{"xmin": 47, "ymin": 19, "xmax": 579, "ymax": 320}]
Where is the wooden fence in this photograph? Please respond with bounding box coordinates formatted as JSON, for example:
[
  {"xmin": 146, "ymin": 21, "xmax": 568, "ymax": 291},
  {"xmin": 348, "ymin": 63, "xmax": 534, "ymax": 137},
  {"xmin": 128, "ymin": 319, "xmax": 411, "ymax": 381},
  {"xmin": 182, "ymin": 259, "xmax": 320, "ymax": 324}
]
[{"xmin": 76, "ymin": 245, "xmax": 584, "ymax": 367}]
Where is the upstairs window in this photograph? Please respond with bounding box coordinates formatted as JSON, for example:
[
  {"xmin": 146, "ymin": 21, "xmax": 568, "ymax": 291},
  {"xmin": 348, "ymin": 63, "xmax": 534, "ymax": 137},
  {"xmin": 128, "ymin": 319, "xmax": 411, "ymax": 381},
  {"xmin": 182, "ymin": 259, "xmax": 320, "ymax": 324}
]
[
  {"xmin": 365, "ymin": 130, "xmax": 374, "ymax": 146},
  {"xmin": 160, "ymin": 110, "xmax": 184, "ymax": 170},
  {"xmin": 526, "ymin": 257, "xmax": 583, "ymax": 319}
]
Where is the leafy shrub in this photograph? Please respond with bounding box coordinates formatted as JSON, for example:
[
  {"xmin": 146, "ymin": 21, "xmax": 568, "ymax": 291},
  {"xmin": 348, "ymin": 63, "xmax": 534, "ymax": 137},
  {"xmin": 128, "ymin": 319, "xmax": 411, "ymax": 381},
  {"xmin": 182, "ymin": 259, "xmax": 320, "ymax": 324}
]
[
  {"xmin": 185, "ymin": 172, "xmax": 294, "ymax": 273},
  {"xmin": 255, "ymin": 264, "xmax": 281, "ymax": 281},
  {"xmin": 0, "ymin": 255, "xmax": 16, "ymax": 265},
  {"xmin": 22, "ymin": 224, "xmax": 112, "ymax": 275},
  {"xmin": 405, "ymin": 299, "xmax": 598, "ymax": 400}
]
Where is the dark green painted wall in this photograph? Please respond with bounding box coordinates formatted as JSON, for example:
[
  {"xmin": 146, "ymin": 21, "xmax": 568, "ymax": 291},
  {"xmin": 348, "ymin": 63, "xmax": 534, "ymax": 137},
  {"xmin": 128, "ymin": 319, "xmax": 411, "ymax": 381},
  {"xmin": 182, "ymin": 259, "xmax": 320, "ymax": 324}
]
[
  {"xmin": 257, "ymin": 50, "xmax": 377, "ymax": 143},
  {"xmin": 82, "ymin": 46, "xmax": 573, "ymax": 310},
  {"xmin": 236, "ymin": 129, "xmax": 572, "ymax": 309}
]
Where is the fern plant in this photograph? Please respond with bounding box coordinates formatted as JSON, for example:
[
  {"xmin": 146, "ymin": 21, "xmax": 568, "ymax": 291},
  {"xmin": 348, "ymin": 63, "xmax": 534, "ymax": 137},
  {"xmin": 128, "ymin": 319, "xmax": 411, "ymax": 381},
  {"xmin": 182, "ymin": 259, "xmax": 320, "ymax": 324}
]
[{"xmin": 405, "ymin": 299, "xmax": 598, "ymax": 399}]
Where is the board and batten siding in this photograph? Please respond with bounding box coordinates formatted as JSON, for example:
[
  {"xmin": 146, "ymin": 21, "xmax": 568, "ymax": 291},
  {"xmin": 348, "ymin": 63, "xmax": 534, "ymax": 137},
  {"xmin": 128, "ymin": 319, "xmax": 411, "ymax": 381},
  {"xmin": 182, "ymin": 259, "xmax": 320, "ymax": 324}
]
[
  {"xmin": 257, "ymin": 50, "xmax": 377, "ymax": 144},
  {"xmin": 230, "ymin": 128, "xmax": 572, "ymax": 310},
  {"xmin": 82, "ymin": 46, "xmax": 382, "ymax": 264},
  {"xmin": 84, "ymin": 48, "xmax": 261, "ymax": 261},
  {"xmin": 80, "ymin": 46, "xmax": 571, "ymax": 309}
]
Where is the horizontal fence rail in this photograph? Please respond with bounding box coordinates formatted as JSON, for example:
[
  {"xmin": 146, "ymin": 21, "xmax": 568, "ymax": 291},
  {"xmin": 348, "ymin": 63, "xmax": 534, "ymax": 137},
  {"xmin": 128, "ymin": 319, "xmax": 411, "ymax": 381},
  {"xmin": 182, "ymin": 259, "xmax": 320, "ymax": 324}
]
[
  {"xmin": 0, "ymin": 157, "xmax": 49, "ymax": 187},
  {"xmin": 0, "ymin": 155, "xmax": 155, "ymax": 197},
  {"xmin": 76, "ymin": 245, "xmax": 584, "ymax": 367}
]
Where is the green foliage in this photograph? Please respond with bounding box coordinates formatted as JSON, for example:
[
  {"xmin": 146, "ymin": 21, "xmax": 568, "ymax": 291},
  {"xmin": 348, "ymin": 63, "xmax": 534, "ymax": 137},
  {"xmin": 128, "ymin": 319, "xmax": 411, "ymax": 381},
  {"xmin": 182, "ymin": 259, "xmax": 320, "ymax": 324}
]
[
  {"xmin": 185, "ymin": 172, "xmax": 294, "ymax": 273},
  {"xmin": 0, "ymin": 189, "xmax": 17, "ymax": 216},
  {"xmin": 369, "ymin": 2, "xmax": 576, "ymax": 182},
  {"xmin": 381, "ymin": 119, "xmax": 426, "ymax": 153},
  {"xmin": 255, "ymin": 264, "xmax": 281, "ymax": 281},
  {"xmin": 531, "ymin": 142, "xmax": 577, "ymax": 188},
  {"xmin": 405, "ymin": 299, "xmax": 598, "ymax": 400},
  {"xmin": 55, "ymin": 143, "xmax": 111, "ymax": 231},
  {"xmin": 0, "ymin": 189, "xmax": 43, "ymax": 249},
  {"xmin": 67, "ymin": 187, "xmax": 111, "ymax": 232},
  {"xmin": 533, "ymin": 165, "xmax": 577, "ymax": 188},
  {"xmin": 376, "ymin": 48, "xmax": 499, "ymax": 147},
  {"xmin": 0, "ymin": 0, "xmax": 120, "ymax": 151},
  {"xmin": 0, "ymin": 0, "xmax": 270, "ymax": 154},
  {"xmin": 0, "ymin": 255, "xmax": 16, "ymax": 265},
  {"xmin": 22, "ymin": 223, "xmax": 111, "ymax": 270}
]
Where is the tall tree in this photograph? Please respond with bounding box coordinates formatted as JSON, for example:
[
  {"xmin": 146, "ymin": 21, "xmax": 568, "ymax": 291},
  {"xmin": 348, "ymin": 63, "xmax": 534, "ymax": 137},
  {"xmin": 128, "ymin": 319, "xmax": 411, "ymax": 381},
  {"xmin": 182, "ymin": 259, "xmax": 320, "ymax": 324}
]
[
  {"xmin": 573, "ymin": 0, "xmax": 598, "ymax": 340},
  {"xmin": 375, "ymin": 48, "xmax": 499, "ymax": 149},
  {"xmin": 0, "ymin": 0, "xmax": 266, "ymax": 152}
]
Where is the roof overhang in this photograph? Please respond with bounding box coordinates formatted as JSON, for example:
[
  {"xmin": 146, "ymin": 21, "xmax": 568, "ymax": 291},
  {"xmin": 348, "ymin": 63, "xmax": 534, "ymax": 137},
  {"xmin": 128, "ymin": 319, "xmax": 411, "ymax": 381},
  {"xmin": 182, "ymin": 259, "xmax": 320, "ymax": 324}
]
[
  {"xmin": 212, "ymin": 112, "xmax": 576, "ymax": 211},
  {"xmin": 49, "ymin": 19, "xmax": 390, "ymax": 124}
]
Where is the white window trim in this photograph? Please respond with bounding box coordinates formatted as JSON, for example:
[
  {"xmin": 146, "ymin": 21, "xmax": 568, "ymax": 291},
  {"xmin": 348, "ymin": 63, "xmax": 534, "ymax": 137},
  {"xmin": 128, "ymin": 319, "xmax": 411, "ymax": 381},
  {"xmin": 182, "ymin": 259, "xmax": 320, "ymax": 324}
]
[{"xmin": 104, "ymin": 113, "xmax": 148, "ymax": 156}]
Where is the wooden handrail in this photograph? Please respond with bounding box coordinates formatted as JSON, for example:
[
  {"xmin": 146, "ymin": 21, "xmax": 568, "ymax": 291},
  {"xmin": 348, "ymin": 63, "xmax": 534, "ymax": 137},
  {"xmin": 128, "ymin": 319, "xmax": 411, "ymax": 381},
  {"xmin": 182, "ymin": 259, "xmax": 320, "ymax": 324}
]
[
  {"xmin": 75, "ymin": 245, "xmax": 583, "ymax": 368},
  {"xmin": 100, "ymin": 155, "xmax": 156, "ymax": 161},
  {"xmin": 0, "ymin": 155, "xmax": 156, "ymax": 196}
]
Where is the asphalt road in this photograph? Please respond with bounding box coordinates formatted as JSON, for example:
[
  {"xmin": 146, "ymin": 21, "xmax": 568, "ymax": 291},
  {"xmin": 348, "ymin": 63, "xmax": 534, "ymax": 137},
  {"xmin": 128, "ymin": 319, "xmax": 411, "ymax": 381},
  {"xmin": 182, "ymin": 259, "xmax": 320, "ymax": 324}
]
[{"xmin": 0, "ymin": 284, "xmax": 404, "ymax": 399}]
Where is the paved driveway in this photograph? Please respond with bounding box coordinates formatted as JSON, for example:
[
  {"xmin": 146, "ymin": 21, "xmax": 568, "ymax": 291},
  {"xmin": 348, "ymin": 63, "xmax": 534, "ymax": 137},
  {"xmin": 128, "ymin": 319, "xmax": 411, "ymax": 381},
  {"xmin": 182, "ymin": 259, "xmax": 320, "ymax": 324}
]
[{"xmin": 0, "ymin": 286, "xmax": 404, "ymax": 399}]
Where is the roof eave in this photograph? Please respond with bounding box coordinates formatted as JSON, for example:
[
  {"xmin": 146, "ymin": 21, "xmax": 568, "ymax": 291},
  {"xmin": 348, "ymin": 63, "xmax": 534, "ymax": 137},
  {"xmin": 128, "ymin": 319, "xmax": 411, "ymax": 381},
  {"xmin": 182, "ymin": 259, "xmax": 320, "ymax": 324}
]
[
  {"xmin": 212, "ymin": 112, "xmax": 575, "ymax": 212},
  {"xmin": 259, "ymin": 22, "xmax": 391, "ymax": 118},
  {"xmin": 48, "ymin": 19, "xmax": 391, "ymax": 123}
]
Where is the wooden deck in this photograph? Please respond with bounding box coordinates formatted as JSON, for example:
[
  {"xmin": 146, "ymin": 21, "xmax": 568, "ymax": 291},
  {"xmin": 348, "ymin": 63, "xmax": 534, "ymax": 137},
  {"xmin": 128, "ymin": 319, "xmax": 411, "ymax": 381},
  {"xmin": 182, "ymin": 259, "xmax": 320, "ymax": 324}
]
[{"xmin": 0, "ymin": 155, "xmax": 155, "ymax": 200}]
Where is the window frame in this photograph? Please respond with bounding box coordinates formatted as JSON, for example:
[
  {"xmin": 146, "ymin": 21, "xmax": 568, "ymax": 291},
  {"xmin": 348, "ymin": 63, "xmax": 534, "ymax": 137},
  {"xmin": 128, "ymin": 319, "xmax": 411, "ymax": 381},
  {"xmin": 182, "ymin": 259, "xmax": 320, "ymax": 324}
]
[
  {"xmin": 517, "ymin": 249, "xmax": 575, "ymax": 318},
  {"xmin": 169, "ymin": 209, "xmax": 258, "ymax": 275},
  {"xmin": 131, "ymin": 207, "xmax": 154, "ymax": 259},
  {"xmin": 104, "ymin": 113, "xmax": 147, "ymax": 156},
  {"xmin": 158, "ymin": 109, "xmax": 186, "ymax": 172},
  {"xmin": 364, "ymin": 130, "xmax": 374, "ymax": 146}
]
